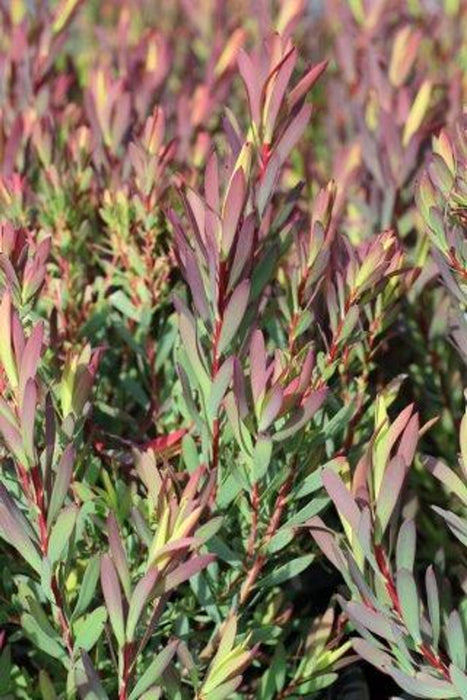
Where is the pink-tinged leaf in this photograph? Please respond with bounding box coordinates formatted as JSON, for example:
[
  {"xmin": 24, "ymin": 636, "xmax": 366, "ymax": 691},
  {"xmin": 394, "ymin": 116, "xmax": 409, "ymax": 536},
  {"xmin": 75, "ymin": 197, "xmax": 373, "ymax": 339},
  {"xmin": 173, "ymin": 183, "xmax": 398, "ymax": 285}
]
[
  {"xmin": 322, "ymin": 469, "xmax": 360, "ymax": 532},
  {"xmin": 0, "ymin": 482, "xmax": 38, "ymax": 544},
  {"xmin": 276, "ymin": 103, "xmax": 312, "ymax": 164},
  {"xmin": 233, "ymin": 357, "xmax": 248, "ymax": 419},
  {"xmin": 126, "ymin": 568, "xmax": 159, "ymax": 641},
  {"xmin": 258, "ymin": 384, "xmax": 283, "ymax": 432},
  {"xmin": 100, "ymin": 554, "xmax": 125, "ymax": 648},
  {"xmin": 352, "ymin": 638, "xmax": 393, "ymax": 671},
  {"xmin": 107, "ymin": 513, "xmax": 132, "ymax": 602},
  {"xmin": 257, "ymin": 151, "xmax": 281, "ymax": 216},
  {"xmin": 397, "ymin": 413, "xmax": 419, "ymax": 466},
  {"xmin": 263, "ymin": 47, "xmax": 297, "ymax": 141},
  {"xmin": 228, "ymin": 215, "xmax": 255, "ymax": 292},
  {"xmin": 0, "ymin": 499, "xmax": 42, "ymax": 573},
  {"xmin": 375, "ymin": 456, "xmax": 407, "ymax": 537},
  {"xmin": 20, "ymin": 378, "xmax": 37, "ymax": 464},
  {"xmin": 218, "ymin": 279, "xmax": 250, "ymax": 355},
  {"xmin": 79, "ymin": 650, "xmax": 109, "ymax": 699},
  {"xmin": 142, "ymin": 428, "xmax": 189, "ymax": 455},
  {"xmin": 154, "ymin": 554, "xmax": 215, "ymax": 595},
  {"xmin": 221, "ymin": 168, "xmax": 246, "ymax": 257},
  {"xmin": 308, "ymin": 516, "xmax": 344, "ymax": 570},
  {"xmin": 12, "ymin": 312, "xmax": 25, "ymax": 363},
  {"xmin": 237, "ymin": 50, "xmax": 261, "ymax": 126},
  {"xmin": 0, "ymin": 412, "xmax": 28, "ymax": 465},
  {"xmin": 345, "ymin": 601, "xmax": 398, "ymax": 642},
  {"xmin": 205, "ymin": 151, "xmax": 219, "ymax": 211},
  {"xmin": 47, "ymin": 444, "xmax": 74, "ymax": 527},
  {"xmin": 287, "ymin": 59, "xmax": 328, "ymax": 111},
  {"xmin": 250, "ymin": 329, "xmax": 267, "ymax": 409},
  {"xmin": 183, "ymin": 245, "xmax": 210, "ymax": 320},
  {"xmin": 273, "ymin": 388, "xmax": 327, "ymax": 441},
  {"xmin": 19, "ymin": 322, "xmax": 43, "ymax": 402}
]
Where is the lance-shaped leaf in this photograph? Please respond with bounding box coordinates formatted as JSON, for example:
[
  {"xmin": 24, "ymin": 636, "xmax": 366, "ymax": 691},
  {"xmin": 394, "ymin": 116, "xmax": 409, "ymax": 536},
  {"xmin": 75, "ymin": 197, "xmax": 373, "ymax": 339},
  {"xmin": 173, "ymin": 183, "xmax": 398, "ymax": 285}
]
[
  {"xmin": 446, "ymin": 611, "xmax": 466, "ymax": 671},
  {"xmin": 153, "ymin": 554, "xmax": 215, "ymax": 596},
  {"xmin": 221, "ymin": 168, "xmax": 246, "ymax": 257},
  {"xmin": 128, "ymin": 639, "xmax": 179, "ymax": 700},
  {"xmin": 425, "ymin": 565, "xmax": 440, "ymax": 650},
  {"xmin": 126, "ymin": 568, "xmax": 159, "ymax": 642},
  {"xmin": 47, "ymin": 444, "xmax": 75, "ymax": 527},
  {"xmin": 73, "ymin": 555, "xmax": 101, "ymax": 621},
  {"xmin": 396, "ymin": 568, "xmax": 421, "ymax": 643},
  {"xmin": 273, "ymin": 389, "xmax": 327, "ymax": 441},
  {"xmin": 0, "ymin": 408, "xmax": 28, "ymax": 466},
  {"xmin": 19, "ymin": 322, "xmax": 43, "ymax": 403},
  {"xmin": 218, "ymin": 280, "xmax": 250, "ymax": 355},
  {"xmin": 402, "ymin": 80, "xmax": 432, "ymax": 147},
  {"xmin": 74, "ymin": 606, "xmax": 107, "ymax": 654},
  {"xmin": 322, "ymin": 469, "xmax": 360, "ymax": 533},
  {"xmin": 107, "ymin": 513, "xmax": 131, "ymax": 601},
  {"xmin": 375, "ymin": 456, "xmax": 407, "ymax": 537},
  {"xmin": 0, "ymin": 292, "xmax": 18, "ymax": 388},
  {"xmin": 48, "ymin": 504, "xmax": 78, "ymax": 564},
  {"xmin": 100, "ymin": 554, "xmax": 125, "ymax": 647},
  {"xmin": 0, "ymin": 498, "xmax": 42, "ymax": 573},
  {"xmin": 287, "ymin": 59, "xmax": 328, "ymax": 111},
  {"xmin": 78, "ymin": 650, "xmax": 109, "ymax": 700},
  {"xmin": 20, "ymin": 378, "xmax": 36, "ymax": 464},
  {"xmin": 396, "ymin": 520, "xmax": 416, "ymax": 572}
]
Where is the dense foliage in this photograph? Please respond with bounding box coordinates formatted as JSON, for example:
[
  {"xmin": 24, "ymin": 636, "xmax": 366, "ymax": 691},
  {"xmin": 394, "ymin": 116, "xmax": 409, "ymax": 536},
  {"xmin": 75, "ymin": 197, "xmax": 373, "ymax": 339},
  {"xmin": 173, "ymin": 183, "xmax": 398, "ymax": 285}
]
[{"xmin": 0, "ymin": 0, "xmax": 466, "ymax": 698}]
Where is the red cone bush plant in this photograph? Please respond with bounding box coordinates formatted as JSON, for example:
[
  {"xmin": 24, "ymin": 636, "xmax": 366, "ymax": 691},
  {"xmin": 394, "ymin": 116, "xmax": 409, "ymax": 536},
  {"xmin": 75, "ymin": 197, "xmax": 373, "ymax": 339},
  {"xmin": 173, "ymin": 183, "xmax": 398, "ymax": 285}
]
[{"xmin": 0, "ymin": 1, "xmax": 466, "ymax": 698}]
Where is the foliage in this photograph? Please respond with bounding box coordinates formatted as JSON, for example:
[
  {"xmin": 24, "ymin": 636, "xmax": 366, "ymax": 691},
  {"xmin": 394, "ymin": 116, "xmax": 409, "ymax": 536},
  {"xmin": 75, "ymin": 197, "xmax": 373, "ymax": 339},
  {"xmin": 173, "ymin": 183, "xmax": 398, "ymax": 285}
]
[{"xmin": 0, "ymin": 1, "xmax": 466, "ymax": 698}]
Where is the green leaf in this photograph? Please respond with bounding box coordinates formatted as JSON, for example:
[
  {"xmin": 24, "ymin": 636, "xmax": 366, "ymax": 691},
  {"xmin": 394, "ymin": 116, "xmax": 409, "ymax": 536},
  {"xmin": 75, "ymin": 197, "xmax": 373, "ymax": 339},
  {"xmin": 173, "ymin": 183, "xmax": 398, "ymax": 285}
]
[
  {"xmin": 72, "ymin": 555, "xmax": 101, "ymax": 620},
  {"xmin": 128, "ymin": 640, "xmax": 179, "ymax": 700},
  {"xmin": 48, "ymin": 504, "xmax": 78, "ymax": 564},
  {"xmin": 74, "ymin": 606, "xmax": 107, "ymax": 654},
  {"xmin": 397, "ymin": 568, "xmax": 421, "ymax": 643},
  {"xmin": 251, "ymin": 435, "xmax": 272, "ymax": 483},
  {"xmin": 259, "ymin": 554, "xmax": 314, "ymax": 588}
]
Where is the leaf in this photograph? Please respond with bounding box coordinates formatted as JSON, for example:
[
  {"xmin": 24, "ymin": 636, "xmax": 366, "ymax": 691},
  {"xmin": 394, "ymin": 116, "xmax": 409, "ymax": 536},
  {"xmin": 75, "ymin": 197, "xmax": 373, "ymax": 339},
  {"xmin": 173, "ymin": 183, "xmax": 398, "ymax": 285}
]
[
  {"xmin": 126, "ymin": 568, "xmax": 159, "ymax": 641},
  {"xmin": 0, "ymin": 498, "xmax": 42, "ymax": 573},
  {"xmin": 47, "ymin": 444, "xmax": 75, "ymax": 527},
  {"xmin": 251, "ymin": 435, "xmax": 272, "ymax": 482},
  {"xmin": 221, "ymin": 168, "xmax": 245, "ymax": 256},
  {"xmin": 208, "ymin": 358, "xmax": 234, "ymax": 419},
  {"xmin": 73, "ymin": 555, "xmax": 101, "ymax": 620},
  {"xmin": 446, "ymin": 611, "xmax": 466, "ymax": 671},
  {"xmin": 218, "ymin": 280, "xmax": 250, "ymax": 355},
  {"xmin": 22, "ymin": 612, "xmax": 65, "ymax": 660},
  {"xmin": 74, "ymin": 607, "xmax": 107, "ymax": 654},
  {"xmin": 450, "ymin": 665, "xmax": 467, "ymax": 700},
  {"xmin": 287, "ymin": 59, "xmax": 328, "ymax": 110},
  {"xmin": 107, "ymin": 513, "xmax": 132, "ymax": 601},
  {"xmin": 100, "ymin": 554, "xmax": 125, "ymax": 647},
  {"xmin": 402, "ymin": 80, "xmax": 432, "ymax": 147},
  {"xmin": 425, "ymin": 566, "xmax": 440, "ymax": 649},
  {"xmin": 78, "ymin": 650, "xmax": 109, "ymax": 699},
  {"xmin": 397, "ymin": 568, "xmax": 421, "ymax": 643},
  {"xmin": 346, "ymin": 602, "xmax": 398, "ymax": 642},
  {"xmin": 128, "ymin": 640, "xmax": 179, "ymax": 700},
  {"xmin": 276, "ymin": 103, "xmax": 312, "ymax": 164},
  {"xmin": 322, "ymin": 469, "xmax": 360, "ymax": 532},
  {"xmin": 48, "ymin": 504, "xmax": 78, "ymax": 564},
  {"xmin": 396, "ymin": 519, "xmax": 416, "ymax": 572},
  {"xmin": 375, "ymin": 456, "xmax": 407, "ymax": 537},
  {"xmin": 259, "ymin": 553, "xmax": 314, "ymax": 588},
  {"xmin": 153, "ymin": 554, "xmax": 215, "ymax": 595}
]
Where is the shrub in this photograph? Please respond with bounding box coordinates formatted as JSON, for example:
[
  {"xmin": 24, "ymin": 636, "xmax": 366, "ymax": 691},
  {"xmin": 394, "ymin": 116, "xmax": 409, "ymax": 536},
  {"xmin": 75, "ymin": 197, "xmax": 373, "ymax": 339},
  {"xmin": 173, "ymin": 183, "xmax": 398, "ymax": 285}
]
[{"xmin": 0, "ymin": 1, "xmax": 465, "ymax": 698}]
